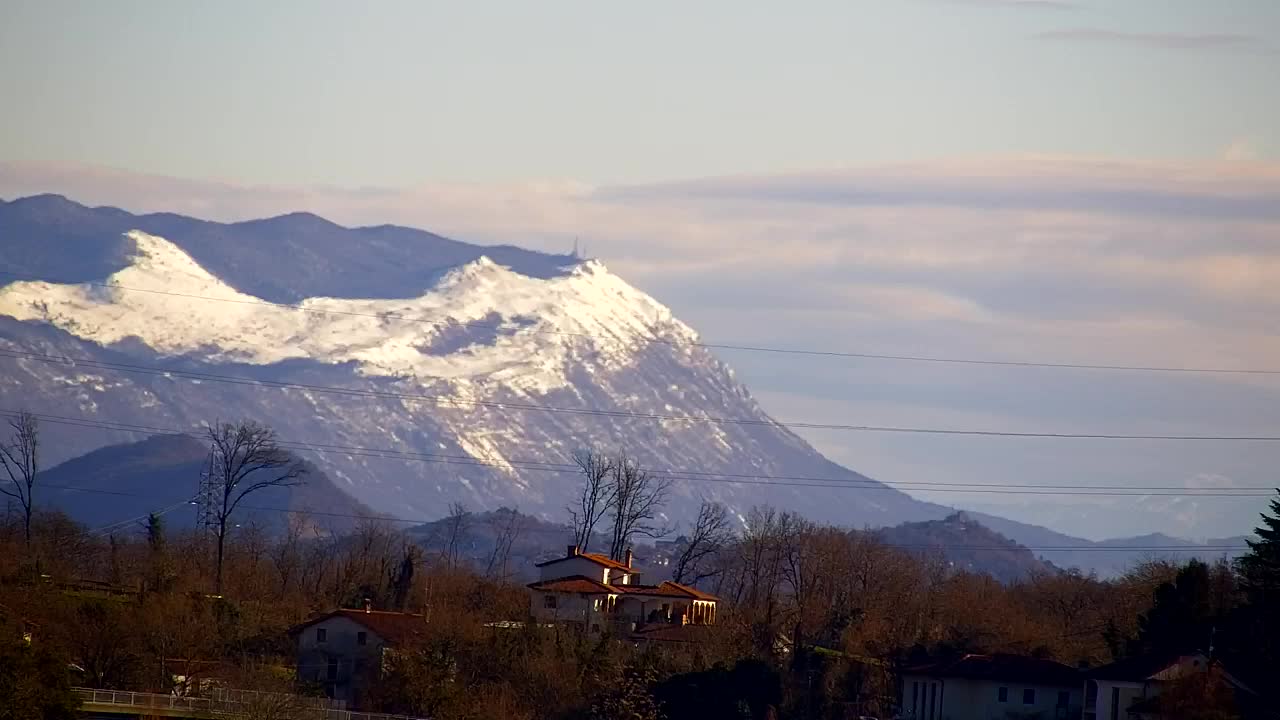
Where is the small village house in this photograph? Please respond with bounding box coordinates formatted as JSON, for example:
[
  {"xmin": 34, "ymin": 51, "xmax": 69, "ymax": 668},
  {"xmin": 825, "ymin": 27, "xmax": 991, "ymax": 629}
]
[
  {"xmin": 900, "ymin": 653, "xmax": 1082, "ymax": 720},
  {"xmin": 291, "ymin": 605, "xmax": 426, "ymax": 707},
  {"xmin": 527, "ymin": 545, "xmax": 718, "ymax": 635},
  {"xmin": 1083, "ymin": 652, "xmax": 1258, "ymax": 720}
]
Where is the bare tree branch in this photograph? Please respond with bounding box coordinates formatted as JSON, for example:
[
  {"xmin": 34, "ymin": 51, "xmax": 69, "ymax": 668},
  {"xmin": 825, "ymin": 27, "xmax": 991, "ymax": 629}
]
[
  {"xmin": 442, "ymin": 502, "xmax": 471, "ymax": 571},
  {"xmin": 672, "ymin": 500, "xmax": 734, "ymax": 586},
  {"xmin": 485, "ymin": 507, "xmax": 522, "ymax": 580},
  {"xmin": 207, "ymin": 420, "xmax": 306, "ymax": 595},
  {"xmin": 567, "ymin": 450, "xmax": 615, "ymax": 552},
  {"xmin": 0, "ymin": 411, "xmax": 39, "ymax": 546},
  {"xmin": 606, "ymin": 452, "xmax": 672, "ymax": 560}
]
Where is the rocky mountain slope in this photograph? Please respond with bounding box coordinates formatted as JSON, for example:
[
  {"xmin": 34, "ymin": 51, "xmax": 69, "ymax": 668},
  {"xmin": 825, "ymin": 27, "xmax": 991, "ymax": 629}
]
[
  {"xmin": 0, "ymin": 194, "xmax": 1248, "ymax": 576},
  {"xmin": 0, "ymin": 194, "xmax": 949, "ymax": 532}
]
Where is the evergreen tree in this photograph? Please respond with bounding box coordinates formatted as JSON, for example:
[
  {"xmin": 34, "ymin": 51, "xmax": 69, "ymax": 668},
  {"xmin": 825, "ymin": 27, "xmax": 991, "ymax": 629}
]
[
  {"xmin": 1134, "ymin": 560, "xmax": 1216, "ymax": 656},
  {"xmin": 1237, "ymin": 494, "xmax": 1280, "ymax": 598},
  {"xmin": 1234, "ymin": 491, "xmax": 1280, "ymax": 670}
]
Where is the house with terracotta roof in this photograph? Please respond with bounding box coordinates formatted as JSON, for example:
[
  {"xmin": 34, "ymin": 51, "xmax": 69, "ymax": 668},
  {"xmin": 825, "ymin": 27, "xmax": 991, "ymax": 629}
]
[
  {"xmin": 900, "ymin": 653, "xmax": 1082, "ymax": 720},
  {"xmin": 290, "ymin": 605, "xmax": 427, "ymax": 706},
  {"xmin": 528, "ymin": 544, "xmax": 719, "ymax": 635}
]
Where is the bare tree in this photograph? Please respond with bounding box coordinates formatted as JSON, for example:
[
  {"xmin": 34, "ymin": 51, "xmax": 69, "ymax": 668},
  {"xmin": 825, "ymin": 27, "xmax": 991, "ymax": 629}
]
[
  {"xmin": 606, "ymin": 453, "xmax": 672, "ymax": 560},
  {"xmin": 671, "ymin": 500, "xmax": 734, "ymax": 586},
  {"xmin": 567, "ymin": 450, "xmax": 615, "ymax": 552},
  {"xmin": 389, "ymin": 543, "xmax": 418, "ymax": 611},
  {"xmin": 207, "ymin": 420, "xmax": 306, "ymax": 595},
  {"xmin": 485, "ymin": 507, "xmax": 523, "ymax": 580},
  {"xmin": 0, "ymin": 410, "xmax": 38, "ymax": 546},
  {"xmin": 442, "ymin": 502, "xmax": 472, "ymax": 570},
  {"xmin": 269, "ymin": 513, "xmax": 307, "ymax": 599}
]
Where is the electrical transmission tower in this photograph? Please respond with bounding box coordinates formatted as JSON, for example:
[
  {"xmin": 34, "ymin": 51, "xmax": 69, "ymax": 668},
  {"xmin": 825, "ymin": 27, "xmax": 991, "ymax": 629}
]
[{"xmin": 195, "ymin": 444, "xmax": 221, "ymax": 534}]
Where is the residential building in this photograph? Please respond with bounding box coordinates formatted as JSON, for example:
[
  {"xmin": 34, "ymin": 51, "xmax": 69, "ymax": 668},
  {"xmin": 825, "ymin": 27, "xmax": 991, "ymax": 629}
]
[
  {"xmin": 1083, "ymin": 653, "xmax": 1257, "ymax": 720},
  {"xmin": 900, "ymin": 653, "xmax": 1083, "ymax": 720},
  {"xmin": 291, "ymin": 606, "xmax": 426, "ymax": 707},
  {"xmin": 527, "ymin": 544, "xmax": 718, "ymax": 635}
]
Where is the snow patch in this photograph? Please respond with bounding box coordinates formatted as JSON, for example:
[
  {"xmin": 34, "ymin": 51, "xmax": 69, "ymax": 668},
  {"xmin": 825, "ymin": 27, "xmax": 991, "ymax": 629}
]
[{"xmin": 0, "ymin": 230, "xmax": 698, "ymax": 394}]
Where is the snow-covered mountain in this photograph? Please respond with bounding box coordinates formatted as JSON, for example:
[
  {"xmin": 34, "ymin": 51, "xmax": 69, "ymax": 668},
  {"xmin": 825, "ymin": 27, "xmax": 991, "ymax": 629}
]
[
  {"xmin": 1, "ymin": 194, "xmax": 954, "ymax": 531},
  {"xmin": 0, "ymin": 194, "xmax": 1249, "ymax": 575}
]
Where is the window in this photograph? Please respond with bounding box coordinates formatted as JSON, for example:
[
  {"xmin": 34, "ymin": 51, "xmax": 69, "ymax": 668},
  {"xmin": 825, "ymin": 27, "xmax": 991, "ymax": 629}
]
[
  {"xmin": 998, "ymin": 686, "xmax": 1008, "ymax": 702},
  {"xmin": 1023, "ymin": 688, "xmax": 1036, "ymax": 705},
  {"xmin": 1110, "ymin": 687, "xmax": 1120, "ymax": 720},
  {"xmin": 543, "ymin": 594, "xmax": 558, "ymax": 609},
  {"xmin": 593, "ymin": 598, "xmax": 602, "ymax": 611},
  {"xmin": 357, "ymin": 631, "xmax": 367, "ymax": 646},
  {"xmin": 316, "ymin": 628, "xmax": 327, "ymax": 644},
  {"xmin": 1057, "ymin": 690, "xmax": 1069, "ymax": 708},
  {"xmin": 911, "ymin": 682, "xmax": 919, "ymax": 714},
  {"xmin": 326, "ymin": 657, "xmax": 338, "ymax": 681},
  {"xmin": 929, "ymin": 683, "xmax": 937, "ymax": 719}
]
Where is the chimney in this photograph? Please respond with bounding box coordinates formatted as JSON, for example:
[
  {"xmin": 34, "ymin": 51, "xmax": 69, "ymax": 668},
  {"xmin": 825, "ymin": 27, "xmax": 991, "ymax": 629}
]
[
  {"xmin": 363, "ymin": 597, "xmax": 372, "ymax": 613},
  {"xmin": 567, "ymin": 544, "xmax": 580, "ymax": 557},
  {"xmin": 624, "ymin": 547, "xmax": 633, "ymax": 569}
]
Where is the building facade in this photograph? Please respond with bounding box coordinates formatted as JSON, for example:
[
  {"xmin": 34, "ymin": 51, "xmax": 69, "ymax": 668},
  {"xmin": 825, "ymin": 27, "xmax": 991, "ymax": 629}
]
[
  {"xmin": 900, "ymin": 654, "xmax": 1083, "ymax": 720},
  {"xmin": 291, "ymin": 608, "xmax": 426, "ymax": 707},
  {"xmin": 527, "ymin": 545, "xmax": 718, "ymax": 634}
]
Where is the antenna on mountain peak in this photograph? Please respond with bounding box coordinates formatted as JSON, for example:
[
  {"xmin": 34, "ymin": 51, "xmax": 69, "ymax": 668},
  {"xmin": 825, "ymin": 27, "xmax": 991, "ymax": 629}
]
[{"xmin": 572, "ymin": 237, "xmax": 580, "ymax": 259}]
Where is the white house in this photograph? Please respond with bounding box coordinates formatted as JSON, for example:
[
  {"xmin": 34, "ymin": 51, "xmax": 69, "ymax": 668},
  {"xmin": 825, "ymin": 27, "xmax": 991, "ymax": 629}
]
[
  {"xmin": 1083, "ymin": 653, "xmax": 1255, "ymax": 720},
  {"xmin": 291, "ymin": 607, "xmax": 426, "ymax": 706},
  {"xmin": 527, "ymin": 545, "xmax": 718, "ymax": 635},
  {"xmin": 899, "ymin": 653, "xmax": 1083, "ymax": 720}
]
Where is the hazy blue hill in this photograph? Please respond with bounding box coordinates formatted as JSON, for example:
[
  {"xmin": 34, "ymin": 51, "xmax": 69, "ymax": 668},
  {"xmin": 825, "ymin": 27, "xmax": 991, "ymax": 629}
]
[
  {"xmin": 877, "ymin": 512, "xmax": 1057, "ymax": 583},
  {"xmin": 37, "ymin": 434, "xmax": 378, "ymax": 533}
]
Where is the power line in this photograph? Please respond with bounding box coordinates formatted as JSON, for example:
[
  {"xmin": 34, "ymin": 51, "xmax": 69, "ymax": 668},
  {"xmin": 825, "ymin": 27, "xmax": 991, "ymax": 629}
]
[
  {"xmin": 5, "ymin": 348, "xmax": 1280, "ymax": 442},
  {"xmin": 37, "ymin": 482, "xmax": 1250, "ymax": 554},
  {"xmin": 1, "ymin": 269, "xmax": 1274, "ymax": 376},
  {"xmin": 88, "ymin": 497, "xmax": 196, "ymax": 538},
  {"xmin": 12, "ymin": 409, "xmax": 1276, "ymax": 497}
]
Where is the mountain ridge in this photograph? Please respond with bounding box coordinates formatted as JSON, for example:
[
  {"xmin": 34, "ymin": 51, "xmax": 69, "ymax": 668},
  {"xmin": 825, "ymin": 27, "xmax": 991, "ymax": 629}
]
[{"xmin": 0, "ymin": 194, "xmax": 1247, "ymax": 576}]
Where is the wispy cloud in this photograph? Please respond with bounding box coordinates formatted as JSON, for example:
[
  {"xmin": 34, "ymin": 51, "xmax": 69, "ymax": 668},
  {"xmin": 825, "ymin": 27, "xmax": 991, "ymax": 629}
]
[
  {"xmin": 595, "ymin": 159, "xmax": 1280, "ymax": 222},
  {"xmin": 4, "ymin": 157, "xmax": 1280, "ymax": 540},
  {"xmin": 940, "ymin": 0, "xmax": 1077, "ymax": 9},
  {"xmin": 1039, "ymin": 28, "xmax": 1270, "ymax": 52}
]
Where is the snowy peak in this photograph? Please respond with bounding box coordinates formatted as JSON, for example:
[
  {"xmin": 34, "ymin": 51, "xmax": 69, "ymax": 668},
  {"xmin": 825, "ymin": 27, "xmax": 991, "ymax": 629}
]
[{"xmin": 0, "ymin": 229, "xmax": 693, "ymax": 394}]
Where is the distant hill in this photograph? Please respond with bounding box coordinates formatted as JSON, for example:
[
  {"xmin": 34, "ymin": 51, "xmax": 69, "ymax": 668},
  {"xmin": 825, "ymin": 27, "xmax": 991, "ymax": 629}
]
[
  {"xmin": 405, "ymin": 507, "xmax": 582, "ymax": 582},
  {"xmin": 876, "ymin": 512, "xmax": 1057, "ymax": 583},
  {"xmin": 37, "ymin": 434, "xmax": 378, "ymax": 534}
]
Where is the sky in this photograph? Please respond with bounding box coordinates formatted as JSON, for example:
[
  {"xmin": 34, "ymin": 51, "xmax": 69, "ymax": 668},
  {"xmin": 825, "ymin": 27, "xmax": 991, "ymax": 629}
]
[{"xmin": 3, "ymin": 0, "xmax": 1280, "ymax": 540}]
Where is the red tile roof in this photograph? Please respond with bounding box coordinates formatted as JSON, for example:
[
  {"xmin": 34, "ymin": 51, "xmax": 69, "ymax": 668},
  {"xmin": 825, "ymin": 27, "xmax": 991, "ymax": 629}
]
[
  {"xmin": 290, "ymin": 609, "xmax": 428, "ymax": 645},
  {"xmin": 663, "ymin": 581, "xmax": 719, "ymax": 601},
  {"xmin": 527, "ymin": 576, "xmax": 616, "ymax": 594},
  {"xmin": 527, "ymin": 577, "xmax": 719, "ymax": 602},
  {"xmin": 535, "ymin": 552, "xmax": 634, "ymax": 572}
]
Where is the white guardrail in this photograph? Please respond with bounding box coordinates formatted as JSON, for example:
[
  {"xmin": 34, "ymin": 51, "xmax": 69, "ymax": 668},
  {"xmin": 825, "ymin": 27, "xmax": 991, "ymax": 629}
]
[{"xmin": 72, "ymin": 687, "xmax": 426, "ymax": 719}]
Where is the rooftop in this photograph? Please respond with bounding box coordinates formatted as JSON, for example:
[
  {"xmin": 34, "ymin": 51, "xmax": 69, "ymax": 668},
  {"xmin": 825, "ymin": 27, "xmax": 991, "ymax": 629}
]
[
  {"xmin": 535, "ymin": 551, "xmax": 636, "ymax": 573},
  {"xmin": 527, "ymin": 576, "xmax": 719, "ymax": 602},
  {"xmin": 289, "ymin": 608, "xmax": 427, "ymax": 644},
  {"xmin": 905, "ymin": 653, "xmax": 1080, "ymax": 687}
]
